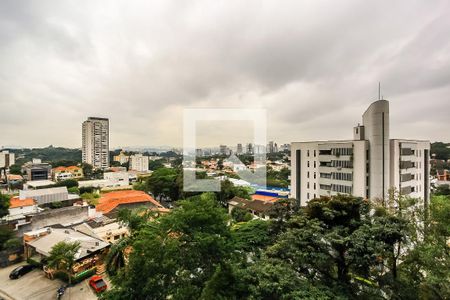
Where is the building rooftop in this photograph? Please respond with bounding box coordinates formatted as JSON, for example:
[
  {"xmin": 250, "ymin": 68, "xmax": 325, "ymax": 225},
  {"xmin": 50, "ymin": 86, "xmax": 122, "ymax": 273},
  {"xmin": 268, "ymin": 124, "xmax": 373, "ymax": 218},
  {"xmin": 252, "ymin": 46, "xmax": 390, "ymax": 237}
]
[
  {"xmin": 24, "ymin": 180, "xmax": 57, "ymax": 189},
  {"xmin": 26, "ymin": 228, "xmax": 109, "ymax": 260},
  {"xmin": 96, "ymin": 190, "xmax": 167, "ymax": 214},
  {"xmin": 20, "ymin": 186, "xmax": 67, "ymax": 199},
  {"xmin": 9, "ymin": 197, "xmax": 36, "ymax": 208},
  {"xmin": 229, "ymin": 196, "xmax": 274, "ymax": 213}
]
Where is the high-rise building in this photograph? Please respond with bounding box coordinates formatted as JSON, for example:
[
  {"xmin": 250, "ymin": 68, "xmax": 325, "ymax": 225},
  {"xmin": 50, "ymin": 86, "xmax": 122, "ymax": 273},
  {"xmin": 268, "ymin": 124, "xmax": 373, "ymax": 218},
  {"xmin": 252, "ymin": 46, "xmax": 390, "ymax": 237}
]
[
  {"xmin": 129, "ymin": 154, "xmax": 149, "ymax": 172},
  {"xmin": 291, "ymin": 100, "xmax": 430, "ymax": 206},
  {"xmin": 219, "ymin": 145, "xmax": 228, "ymax": 155},
  {"xmin": 237, "ymin": 143, "xmax": 243, "ymax": 154},
  {"xmin": 0, "ymin": 150, "xmax": 15, "ymax": 168},
  {"xmin": 246, "ymin": 143, "xmax": 254, "ymax": 154},
  {"xmin": 82, "ymin": 117, "xmax": 110, "ymax": 169}
]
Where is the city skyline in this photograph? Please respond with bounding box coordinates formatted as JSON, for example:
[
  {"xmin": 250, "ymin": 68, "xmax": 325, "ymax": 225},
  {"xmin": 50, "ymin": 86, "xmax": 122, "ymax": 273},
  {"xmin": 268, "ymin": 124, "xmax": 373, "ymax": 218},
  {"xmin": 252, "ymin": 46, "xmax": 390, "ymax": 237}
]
[{"xmin": 1, "ymin": 1, "xmax": 450, "ymax": 148}]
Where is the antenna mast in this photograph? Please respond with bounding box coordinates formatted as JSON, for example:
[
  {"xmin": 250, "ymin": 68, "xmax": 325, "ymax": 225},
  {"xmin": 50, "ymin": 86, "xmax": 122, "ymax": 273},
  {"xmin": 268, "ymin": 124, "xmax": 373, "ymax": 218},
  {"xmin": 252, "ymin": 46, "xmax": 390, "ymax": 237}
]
[{"xmin": 378, "ymin": 82, "xmax": 381, "ymax": 100}]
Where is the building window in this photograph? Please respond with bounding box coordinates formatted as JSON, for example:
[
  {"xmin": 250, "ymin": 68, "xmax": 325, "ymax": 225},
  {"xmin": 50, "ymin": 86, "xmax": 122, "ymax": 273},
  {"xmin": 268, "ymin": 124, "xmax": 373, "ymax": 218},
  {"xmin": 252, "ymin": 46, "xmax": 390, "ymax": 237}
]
[
  {"xmin": 314, "ymin": 150, "xmax": 316, "ymax": 157},
  {"xmin": 307, "ymin": 150, "xmax": 310, "ymax": 157},
  {"xmin": 307, "ymin": 161, "xmax": 310, "ymax": 168},
  {"xmin": 314, "ymin": 172, "xmax": 316, "ymax": 179},
  {"xmin": 307, "ymin": 171, "xmax": 310, "ymax": 179},
  {"xmin": 314, "ymin": 182, "xmax": 316, "ymax": 190},
  {"xmin": 307, "ymin": 182, "xmax": 310, "ymax": 189},
  {"xmin": 307, "ymin": 193, "xmax": 310, "ymax": 200},
  {"xmin": 314, "ymin": 161, "xmax": 316, "ymax": 168}
]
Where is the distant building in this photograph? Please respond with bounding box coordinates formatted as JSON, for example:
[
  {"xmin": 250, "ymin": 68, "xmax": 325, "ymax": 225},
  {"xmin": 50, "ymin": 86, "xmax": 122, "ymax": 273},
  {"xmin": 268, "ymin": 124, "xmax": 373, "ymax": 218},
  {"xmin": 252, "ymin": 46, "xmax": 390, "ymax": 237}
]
[
  {"xmin": 267, "ymin": 141, "xmax": 278, "ymax": 153},
  {"xmin": 246, "ymin": 143, "xmax": 254, "ymax": 154},
  {"xmin": 22, "ymin": 159, "xmax": 52, "ymax": 181},
  {"xmin": 78, "ymin": 171, "xmax": 130, "ymax": 189},
  {"xmin": 237, "ymin": 144, "xmax": 243, "ymax": 155},
  {"xmin": 195, "ymin": 149, "xmax": 203, "ymax": 157},
  {"xmin": 219, "ymin": 145, "xmax": 228, "ymax": 155},
  {"xmin": 129, "ymin": 154, "xmax": 149, "ymax": 172},
  {"xmin": 82, "ymin": 117, "xmax": 110, "ymax": 169},
  {"xmin": 291, "ymin": 100, "xmax": 430, "ymax": 206},
  {"xmin": 113, "ymin": 151, "xmax": 129, "ymax": 165},
  {"xmin": 0, "ymin": 150, "xmax": 15, "ymax": 168}
]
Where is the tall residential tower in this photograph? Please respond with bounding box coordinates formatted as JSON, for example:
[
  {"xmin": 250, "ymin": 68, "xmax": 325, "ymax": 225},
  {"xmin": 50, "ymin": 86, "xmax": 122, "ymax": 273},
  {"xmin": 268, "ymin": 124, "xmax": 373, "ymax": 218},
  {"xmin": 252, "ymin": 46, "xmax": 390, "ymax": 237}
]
[{"xmin": 82, "ymin": 117, "xmax": 110, "ymax": 169}]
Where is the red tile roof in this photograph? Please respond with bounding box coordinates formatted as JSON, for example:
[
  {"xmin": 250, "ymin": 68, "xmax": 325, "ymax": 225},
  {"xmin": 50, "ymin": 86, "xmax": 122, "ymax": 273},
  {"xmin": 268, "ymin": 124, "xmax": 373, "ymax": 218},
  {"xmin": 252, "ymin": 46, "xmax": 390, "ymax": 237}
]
[
  {"xmin": 10, "ymin": 197, "xmax": 36, "ymax": 208},
  {"xmin": 251, "ymin": 194, "xmax": 280, "ymax": 202},
  {"xmin": 96, "ymin": 190, "xmax": 166, "ymax": 214}
]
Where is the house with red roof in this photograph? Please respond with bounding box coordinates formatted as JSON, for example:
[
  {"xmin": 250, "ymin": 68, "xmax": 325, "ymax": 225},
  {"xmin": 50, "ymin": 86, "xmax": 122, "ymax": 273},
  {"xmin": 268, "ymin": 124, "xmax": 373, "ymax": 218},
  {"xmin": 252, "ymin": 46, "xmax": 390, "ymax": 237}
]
[
  {"xmin": 95, "ymin": 190, "xmax": 168, "ymax": 218},
  {"xmin": 3, "ymin": 196, "xmax": 39, "ymax": 222}
]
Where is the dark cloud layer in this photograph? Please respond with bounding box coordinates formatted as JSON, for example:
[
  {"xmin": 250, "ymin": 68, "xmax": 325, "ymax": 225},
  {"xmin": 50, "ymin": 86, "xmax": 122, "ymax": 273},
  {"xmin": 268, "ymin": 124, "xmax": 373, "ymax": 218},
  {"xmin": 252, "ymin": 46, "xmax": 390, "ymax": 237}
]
[{"xmin": 0, "ymin": 0, "xmax": 449, "ymax": 148}]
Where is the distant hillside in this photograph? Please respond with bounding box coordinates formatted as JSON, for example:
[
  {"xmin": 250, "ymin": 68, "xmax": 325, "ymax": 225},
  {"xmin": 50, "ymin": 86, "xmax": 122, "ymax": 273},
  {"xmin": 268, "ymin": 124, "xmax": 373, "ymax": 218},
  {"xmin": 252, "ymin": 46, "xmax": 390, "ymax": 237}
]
[{"xmin": 9, "ymin": 146, "xmax": 81, "ymax": 166}]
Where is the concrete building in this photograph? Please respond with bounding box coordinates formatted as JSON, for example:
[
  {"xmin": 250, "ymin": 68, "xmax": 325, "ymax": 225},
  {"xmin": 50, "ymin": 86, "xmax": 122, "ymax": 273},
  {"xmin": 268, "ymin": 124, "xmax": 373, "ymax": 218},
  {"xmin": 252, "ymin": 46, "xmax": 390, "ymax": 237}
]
[
  {"xmin": 82, "ymin": 117, "xmax": 110, "ymax": 169},
  {"xmin": 21, "ymin": 159, "xmax": 52, "ymax": 181},
  {"xmin": 19, "ymin": 186, "xmax": 79, "ymax": 206},
  {"xmin": 0, "ymin": 150, "xmax": 15, "ymax": 168},
  {"xmin": 219, "ymin": 145, "xmax": 229, "ymax": 155},
  {"xmin": 129, "ymin": 154, "xmax": 149, "ymax": 172},
  {"xmin": 291, "ymin": 100, "xmax": 430, "ymax": 206},
  {"xmin": 237, "ymin": 144, "xmax": 243, "ymax": 154}
]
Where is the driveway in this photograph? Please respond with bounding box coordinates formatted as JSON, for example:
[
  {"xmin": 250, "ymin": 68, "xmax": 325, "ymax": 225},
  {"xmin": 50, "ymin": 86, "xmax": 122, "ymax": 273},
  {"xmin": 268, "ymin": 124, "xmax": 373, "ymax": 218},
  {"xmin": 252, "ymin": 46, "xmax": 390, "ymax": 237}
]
[{"xmin": 0, "ymin": 262, "xmax": 98, "ymax": 300}]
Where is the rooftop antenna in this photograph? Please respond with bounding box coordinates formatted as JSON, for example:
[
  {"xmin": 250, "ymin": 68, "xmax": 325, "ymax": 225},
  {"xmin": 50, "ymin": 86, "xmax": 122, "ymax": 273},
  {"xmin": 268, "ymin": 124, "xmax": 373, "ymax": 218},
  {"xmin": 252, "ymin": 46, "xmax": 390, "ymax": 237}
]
[{"xmin": 378, "ymin": 82, "xmax": 381, "ymax": 100}]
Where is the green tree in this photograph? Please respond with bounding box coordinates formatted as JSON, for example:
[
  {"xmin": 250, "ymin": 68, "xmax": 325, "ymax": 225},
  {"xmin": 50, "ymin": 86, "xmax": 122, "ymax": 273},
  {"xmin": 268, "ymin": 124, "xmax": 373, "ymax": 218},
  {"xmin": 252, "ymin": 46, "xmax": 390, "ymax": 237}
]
[
  {"xmin": 47, "ymin": 241, "xmax": 81, "ymax": 285},
  {"xmin": 146, "ymin": 167, "xmax": 180, "ymax": 200},
  {"xmin": 103, "ymin": 193, "xmax": 231, "ymax": 299},
  {"xmin": 81, "ymin": 163, "xmax": 93, "ymax": 179},
  {"xmin": 8, "ymin": 164, "xmax": 22, "ymax": 175},
  {"xmin": 0, "ymin": 193, "xmax": 10, "ymax": 218},
  {"xmin": 230, "ymin": 207, "xmax": 252, "ymax": 223}
]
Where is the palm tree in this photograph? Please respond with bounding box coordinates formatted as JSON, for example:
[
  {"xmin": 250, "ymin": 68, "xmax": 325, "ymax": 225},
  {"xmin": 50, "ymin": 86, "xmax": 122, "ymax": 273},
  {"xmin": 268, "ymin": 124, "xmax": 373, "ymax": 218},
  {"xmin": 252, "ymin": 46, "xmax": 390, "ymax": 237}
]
[
  {"xmin": 47, "ymin": 241, "xmax": 81, "ymax": 285},
  {"xmin": 105, "ymin": 236, "xmax": 129, "ymax": 276}
]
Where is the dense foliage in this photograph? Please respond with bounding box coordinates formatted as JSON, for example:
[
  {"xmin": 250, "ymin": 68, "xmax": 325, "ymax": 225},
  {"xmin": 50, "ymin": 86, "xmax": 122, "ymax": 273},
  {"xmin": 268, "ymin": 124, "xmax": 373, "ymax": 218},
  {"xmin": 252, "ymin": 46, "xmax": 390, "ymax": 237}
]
[{"xmin": 102, "ymin": 193, "xmax": 450, "ymax": 300}]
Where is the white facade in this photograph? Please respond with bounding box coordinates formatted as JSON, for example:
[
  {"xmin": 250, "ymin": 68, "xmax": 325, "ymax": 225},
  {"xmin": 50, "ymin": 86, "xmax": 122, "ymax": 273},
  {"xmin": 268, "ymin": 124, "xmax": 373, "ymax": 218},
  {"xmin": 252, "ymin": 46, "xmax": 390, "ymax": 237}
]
[
  {"xmin": 129, "ymin": 154, "xmax": 149, "ymax": 172},
  {"xmin": 82, "ymin": 117, "xmax": 109, "ymax": 169},
  {"xmin": 390, "ymin": 139, "xmax": 430, "ymax": 204},
  {"xmin": 291, "ymin": 100, "xmax": 430, "ymax": 206},
  {"xmin": 0, "ymin": 151, "xmax": 15, "ymax": 168}
]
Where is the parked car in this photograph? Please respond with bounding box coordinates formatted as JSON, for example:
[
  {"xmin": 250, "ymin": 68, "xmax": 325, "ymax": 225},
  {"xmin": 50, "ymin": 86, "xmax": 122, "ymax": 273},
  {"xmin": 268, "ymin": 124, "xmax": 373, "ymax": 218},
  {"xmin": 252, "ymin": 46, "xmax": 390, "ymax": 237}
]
[
  {"xmin": 9, "ymin": 264, "xmax": 35, "ymax": 279},
  {"xmin": 89, "ymin": 276, "xmax": 107, "ymax": 293}
]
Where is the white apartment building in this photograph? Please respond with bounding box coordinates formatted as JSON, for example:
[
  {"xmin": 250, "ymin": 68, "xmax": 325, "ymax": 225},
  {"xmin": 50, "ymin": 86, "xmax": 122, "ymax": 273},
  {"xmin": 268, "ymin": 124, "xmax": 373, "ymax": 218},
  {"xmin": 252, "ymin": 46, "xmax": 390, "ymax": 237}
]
[
  {"xmin": 291, "ymin": 100, "xmax": 430, "ymax": 206},
  {"xmin": 129, "ymin": 154, "xmax": 149, "ymax": 172},
  {"xmin": 82, "ymin": 117, "xmax": 110, "ymax": 169},
  {"xmin": 0, "ymin": 150, "xmax": 15, "ymax": 168}
]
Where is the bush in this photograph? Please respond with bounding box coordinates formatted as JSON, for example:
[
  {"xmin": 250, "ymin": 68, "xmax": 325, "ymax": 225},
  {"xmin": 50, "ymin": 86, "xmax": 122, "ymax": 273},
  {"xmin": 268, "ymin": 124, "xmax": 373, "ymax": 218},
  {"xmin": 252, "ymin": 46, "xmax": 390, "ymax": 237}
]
[
  {"xmin": 55, "ymin": 179, "xmax": 78, "ymax": 188},
  {"xmin": 68, "ymin": 187, "xmax": 80, "ymax": 194},
  {"xmin": 79, "ymin": 186, "xmax": 95, "ymax": 194}
]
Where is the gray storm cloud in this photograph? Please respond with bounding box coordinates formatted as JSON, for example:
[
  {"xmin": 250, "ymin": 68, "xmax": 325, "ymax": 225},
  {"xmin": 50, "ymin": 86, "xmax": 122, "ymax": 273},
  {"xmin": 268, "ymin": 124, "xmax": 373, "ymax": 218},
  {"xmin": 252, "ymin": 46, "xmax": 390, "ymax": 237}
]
[{"xmin": 0, "ymin": 0, "xmax": 449, "ymax": 148}]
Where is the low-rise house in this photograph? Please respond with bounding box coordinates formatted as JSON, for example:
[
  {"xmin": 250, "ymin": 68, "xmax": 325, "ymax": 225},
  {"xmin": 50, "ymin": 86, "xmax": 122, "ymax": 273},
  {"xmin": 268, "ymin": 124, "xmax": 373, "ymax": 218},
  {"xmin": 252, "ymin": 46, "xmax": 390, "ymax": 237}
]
[
  {"xmin": 2, "ymin": 197, "xmax": 39, "ymax": 222},
  {"xmin": 228, "ymin": 196, "xmax": 274, "ymax": 220},
  {"xmin": 23, "ymin": 180, "xmax": 57, "ymax": 189},
  {"xmin": 52, "ymin": 166, "xmax": 83, "ymax": 181},
  {"xmin": 6, "ymin": 174, "xmax": 23, "ymax": 185},
  {"xmin": 24, "ymin": 227, "xmax": 109, "ymax": 278},
  {"xmin": 74, "ymin": 217, "xmax": 129, "ymax": 244},
  {"xmin": 96, "ymin": 190, "xmax": 168, "ymax": 218}
]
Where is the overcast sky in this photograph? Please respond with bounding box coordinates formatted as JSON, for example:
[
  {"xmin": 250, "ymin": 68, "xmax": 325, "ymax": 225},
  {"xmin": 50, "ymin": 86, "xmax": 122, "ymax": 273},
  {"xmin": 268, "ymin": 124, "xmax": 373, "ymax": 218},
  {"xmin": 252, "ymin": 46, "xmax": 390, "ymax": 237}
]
[{"xmin": 1, "ymin": 0, "xmax": 449, "ymax": 149}]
